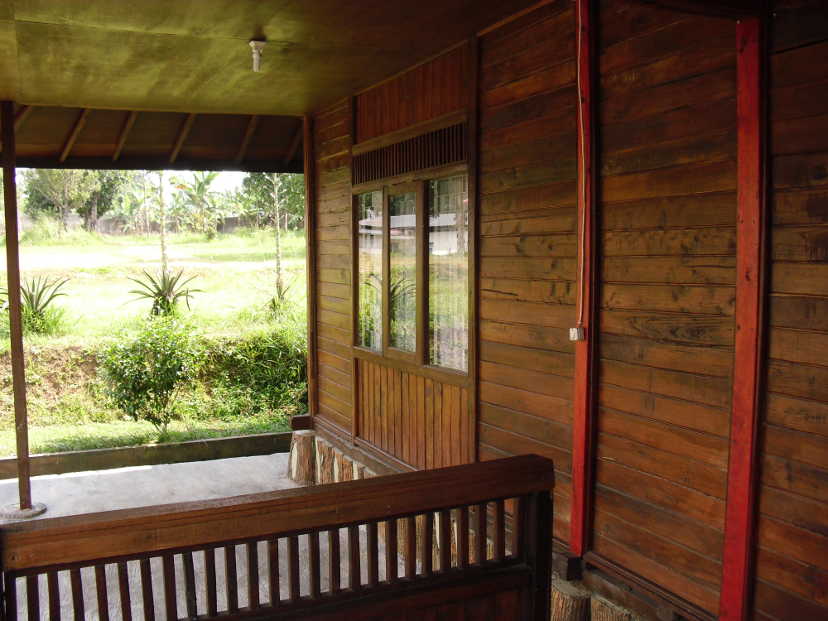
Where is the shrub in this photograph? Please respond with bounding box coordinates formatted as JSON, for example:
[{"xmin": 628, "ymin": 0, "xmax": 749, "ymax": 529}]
[
  {"xmin": 1, "ymin": 276, "xmax": 69, "ymax": 335},
  {"xmin": 99, "ymin": 317, "xmax": 203, "ymax": 433},
  {"xmin": 128, "ymin": 269, "xmax": 201, "ymax": 316}
]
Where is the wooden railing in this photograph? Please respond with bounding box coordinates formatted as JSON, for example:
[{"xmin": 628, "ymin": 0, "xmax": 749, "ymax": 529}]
[{"xmin": 0, "ymin": 455, "xmax": 554, "ymax": 620}]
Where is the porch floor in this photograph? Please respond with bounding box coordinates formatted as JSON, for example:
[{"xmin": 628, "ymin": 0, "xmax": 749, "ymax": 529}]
[{"xmin": 0, "ymin": 452, "xmax": 298, "ymax": 521}]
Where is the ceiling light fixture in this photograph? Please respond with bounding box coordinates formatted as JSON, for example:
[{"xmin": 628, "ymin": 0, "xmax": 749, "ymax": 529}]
[{"xmin": 249, "ymin": 40, "xmax": 267, "ymax": 72}]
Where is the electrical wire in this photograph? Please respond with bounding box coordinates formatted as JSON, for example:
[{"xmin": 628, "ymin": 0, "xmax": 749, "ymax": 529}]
[{"xmin": 575, "ymin": 0, "xmax": 588, "ymax": 329}]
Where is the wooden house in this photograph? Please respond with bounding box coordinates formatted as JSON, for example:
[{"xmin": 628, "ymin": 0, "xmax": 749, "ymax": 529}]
[{"xmin": 0, "ymin": 1, "xmax": 825, "ymax": 620}]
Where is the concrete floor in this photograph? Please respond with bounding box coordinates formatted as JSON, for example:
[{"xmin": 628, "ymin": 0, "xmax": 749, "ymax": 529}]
[{"xmin": 0, "ymin": 453, "xmax": 299, "ymax": 520}]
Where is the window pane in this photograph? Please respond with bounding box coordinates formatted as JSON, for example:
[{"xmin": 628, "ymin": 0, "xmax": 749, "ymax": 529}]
[
  {"xmin": 389, "ymin": 192, "xmax": 417, "ymax": 352},
  {"xmin": 357, "ymin": 191, "xmax": 383, "ymax": 350},
  {"xmin": 428, "ymin": 176, "xmax": 468, "ymax": 371}
]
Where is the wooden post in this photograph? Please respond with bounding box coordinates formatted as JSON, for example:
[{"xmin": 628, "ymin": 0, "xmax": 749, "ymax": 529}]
[
  {"xmin": 1, "ymin": 101, "xmax": 41, "ymax": 516},
  {"xmin": 303, "ymin": 115, "xmax": 319, "ymax": 417},
  {"xmin": 524, "ymin": 490, "xmax": 553, "ymax": 620},
  {"xmin": 570, "ymin": 0, "xmax": 597, "ymax": 559},
  {"xmin": 719, "ymin": 15, "xmax": 766, "ymax": 621}
]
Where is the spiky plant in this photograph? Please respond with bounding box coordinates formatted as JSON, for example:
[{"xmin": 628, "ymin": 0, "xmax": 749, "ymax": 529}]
[{"xmin": 128, "ymin": 269, "xmax": 201, "ymax": 316}]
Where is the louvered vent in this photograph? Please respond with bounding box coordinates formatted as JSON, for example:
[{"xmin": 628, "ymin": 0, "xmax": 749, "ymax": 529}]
[{"xmin": 353, "ymin": 123, "xmax": 467, "ymax": 185}]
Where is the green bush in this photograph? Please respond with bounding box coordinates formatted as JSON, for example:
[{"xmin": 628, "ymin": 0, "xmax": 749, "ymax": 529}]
[
  {"xmin": 1, "ymin": 276, "xmax": 69, "ymax": 335},
  {"xmin": 99, "ymin": 317, "xmax": 203, "ymax": 433}
]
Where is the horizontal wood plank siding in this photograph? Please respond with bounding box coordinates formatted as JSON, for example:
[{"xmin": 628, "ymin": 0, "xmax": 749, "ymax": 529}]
[
  {"xmin": 313, "ymin": 99, "xmax": 354, "ymax": 432},
  {"xmin": 477, "ymin": 0, "xmax": 576, "ymax": 544},
  {"xmin": 357, "ymin": 358, "xmax": 473, "ymax": 469},
  {"xmin": 753, "ymin": 4, "xmax": 828, "ymax": 619},
  {"xmin": 355, "ymin": 46, "xmax": 468, "ymax": 143},
  {"xmin": 593, "ymin": 2, "xmax": 737, "ymax": 614}
]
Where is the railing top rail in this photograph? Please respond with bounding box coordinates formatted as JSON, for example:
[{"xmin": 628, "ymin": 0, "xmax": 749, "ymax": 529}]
[{"xmin": 0, "ymin": 455, "xmax": 554, "ymax": 571}]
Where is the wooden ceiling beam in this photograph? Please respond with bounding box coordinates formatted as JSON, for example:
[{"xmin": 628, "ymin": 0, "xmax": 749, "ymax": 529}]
[
  {"xmin": 112, "ymin": 111, "xmax": 138, "ymax": 162},
  {"xmin": 169, "ymin": 113, "xmax": 196, "ymax": 164},
  {"xmin": 13, "ymin": 106, "xmax": 33, "ymax": 132},
  {"xmin": 283, "ymin": 123, "xmax": 303, "ymax": 167},
  {"xmin": 59, "ymin": 108, "xmax": 90, "ymax": 163},
  {"xmin": 235, "ymin": 115, "xmax": 259, "ymax": 164},
  {"xmin": 632, "ymin": 0, "xmax": 763, "ymax": 18}
]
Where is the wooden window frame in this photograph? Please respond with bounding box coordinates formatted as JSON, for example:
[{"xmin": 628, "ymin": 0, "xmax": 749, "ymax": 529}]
[{"xmin": 352, "ymin": 164, "xmax": 471, "ymax": 386}]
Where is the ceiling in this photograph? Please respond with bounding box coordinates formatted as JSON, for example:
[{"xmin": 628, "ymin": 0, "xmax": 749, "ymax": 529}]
[{"xmin": 0, "ymin": 0, "xmax": 538, "ymax": 116}]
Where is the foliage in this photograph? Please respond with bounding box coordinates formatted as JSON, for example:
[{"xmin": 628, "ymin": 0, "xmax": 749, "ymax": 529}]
[
  {"xmin": 128, "ymin": 269, "xmax": 201, "ymax": 316},
  {"xmin": 22, "ymin": 169, "xmax": 101, "ymax": 230},
  {"xmin": 1, "ymin": 276, "xmax": 69, "ymax": 335},
  {"xmin": 201, "ymin": 321, "xmax": 307, "ymax": 418},
  {"xmin": 239, "ymin": 173, "xmax": 305, "ymax": 229},
  {"xmin": 99, "ymin": 317, "xmax": 203, "ymax": 433},
  {"xmin": 77, "ymin": 170, "xmax": 133, "ymax": 230},
  {"xmin": 172, "ymin": 171, "xmax": 222, "ymax": 239}
]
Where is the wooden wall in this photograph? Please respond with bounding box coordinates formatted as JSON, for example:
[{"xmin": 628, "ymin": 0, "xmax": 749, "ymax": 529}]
[
  {"xmin": 313, "ymin": 99, "xmax": 354, "ymax": 433},
  {"xmin": 476, "ymin": 0, "xmax": 576, "ymax": 544},
  {"xmin": 354, "ymin": 45, "xmax": 468, "ymax": 143},
  {"xmin": 593, "ymin": 3, "xmax": 737, "ymax": 614},
  {"xmin": 357, "ymin": 359, "xmax": 473, "ymax": 469},
  {"xmin": 752, "ymin": 3, "xmax": 828, "ymax": 618}
]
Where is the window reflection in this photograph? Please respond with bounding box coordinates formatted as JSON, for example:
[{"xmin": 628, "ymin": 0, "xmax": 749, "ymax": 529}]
[
  {"xmin": 389, "ymin": 192, "xmax": 417, "ymax": 352},
  {"xmin": 357, "ymin": 191, "xmax": 382, "ymax": 351}
]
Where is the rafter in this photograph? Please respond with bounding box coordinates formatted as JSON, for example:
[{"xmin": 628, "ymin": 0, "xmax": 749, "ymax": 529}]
[
  {"xmin": 59, "ymin": 109, "xmax": 90, "ymax": 163},
  {"xmin": 235, "ymin": 115, "xmax": 260, "ymax": 164},
  {"xmin": 169, "ymin": 113, "xmax": 196, "ymax": 164},
  {"xmin": 633, "ymin": 0, "xmax": 761, "ymax": 18},
  {"xmin": 284, "ymin": 123, "xmax": 303, "ymax": 167},
  {"xmin": 13, "ymin": 106, "xmax": 33, "ymax": 132},
  {"xmin": 112, "ymin": 111, "xmax": 138, "ymax": 162}
]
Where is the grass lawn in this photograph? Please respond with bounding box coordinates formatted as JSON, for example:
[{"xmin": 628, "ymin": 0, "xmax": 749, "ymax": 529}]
[{"xmin": 0, "ymin": 228, "xmax": 307, "ymax": 456}]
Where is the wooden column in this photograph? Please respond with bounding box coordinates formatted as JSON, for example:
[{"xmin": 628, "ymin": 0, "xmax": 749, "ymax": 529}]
[
  {"xmin": 719, "ymin": 15, "xmax": 766, "ymax": 621},
  {"xmin": 303, "ymin": 115, "xmax": 319, "ymax": 417},
  {"xmin": 570, "ymin": 0, "xmax": 597, "ymax": 559},
  {"xmin": 2, "ymin": 101, "xmax": 32, "ymax": 510}
]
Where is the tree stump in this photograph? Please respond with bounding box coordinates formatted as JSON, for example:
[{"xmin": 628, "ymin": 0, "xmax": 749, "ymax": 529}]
[
  {"xmin": 550, "ymin": 579, "xmax": 590, "ymax": 621},
  {"xmin": 591, "ymin": 595, "xmax": 634, "ymax": 621},
  {"xmin": 287, "ymin": 430, "xmax": 315, "ymax": 484},
  {"xmin": 315, "ymin": 438, "xmax": 336, "ymax": 484}
]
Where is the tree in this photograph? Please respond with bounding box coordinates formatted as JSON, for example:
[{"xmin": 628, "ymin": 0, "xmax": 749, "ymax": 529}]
[
  {"xmin": 22, "ymin": 169, "xmax": 100, "ymax": 230},
  {"xmin": 172, "ymin": 171, "xmax": 221, "ymax": 238},
  {"xmin": 240, "ymin": 173, "xmax": 305, "ymax": 230},
  {"xmin": 77, "ymin": 170, "xmax": 131, "ymax": 231}
]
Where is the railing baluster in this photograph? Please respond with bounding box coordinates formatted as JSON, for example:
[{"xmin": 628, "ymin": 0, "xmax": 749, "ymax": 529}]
[
  {"xmin": 247, "ymin": 542, "xmax": 260, "ymax": 608},
  {"xmin": 183, "ymin": 552, "xmax": 197, "ymax": 619},
  {"xmin": 117, "ymin": 562, "xmax": 132, "ymax": 621},
  {"xmin": 139, "ymin": 558, "xmax": 155, "ymax": 621},
  {"xmin": 70, "ymin": 568, "xmax": 84, "ymax": 621},
  {"xmin": 205, "ymin": 548, "xmax": 217, "ymax": 617},
  {"xmin": 95, "ymin": 564, "xmax": 110, "ymax": 621},
  {"xmin": 162, "ymin": 554, "xmax": 176, "ymax": 621},
  {"xmin": 25, "ymin": 574, "xmax": 38, "ymax": 621},
  {"xmin": 476, "ymin": 502, "xmax": 487, "ymax": 564},
  {"xmin": 224, "ymin": 545, "xmax": 238, "ymax": 612},
  {"xmin": 5, "ymin": 573, "xmax": 18, "ymax": 621},
  {"xmin": 495, "ymin": 499, "xmax": 506, "ymax": 562},
  {"xmin": 48, "ymin": 570, "xmax": 60, "ymax": 620},
  {"xmin": 348, "ymin": 525, "xmax": 361, "ymax": 590},
  {"xmin": 438, "ymin": 510, "xmax": 451, "ymax": 572},
  {"xmin": 328, "ymin": 528, "xmax": 341, "ymax": 594},
  {"xmin": 458, "ymin": 506, "xmax": 470, "ymax": 569},
  {"xmin": 404, "ymin": 516, "xmax": 416, "ymax": 579},
  {"xmin": 385, "ymin": 519, "xmax": 398, "ymax": 583},
  {"xmin": 287, "ymin": 535, "xmax": 300, "ymax": 602},
  {"xmin": 367, "ymin": 522, "xmax": 379, "ymax": 587},
  {"xmin": 422, "ymin": 513, "xmax": 434, "ymax": 576},
  {"xmin": 309, "ymin": 532, "xmax": 321, "ymax": 599},
  {"xmin": 267, "ymin": 539, "xmax": 279, "ymax": 605}
]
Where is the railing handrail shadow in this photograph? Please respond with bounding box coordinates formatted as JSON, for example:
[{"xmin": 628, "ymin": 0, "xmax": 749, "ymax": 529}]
[{"xmin": 1, "ymin": 454, "xmax": 555, "ymax": 620}]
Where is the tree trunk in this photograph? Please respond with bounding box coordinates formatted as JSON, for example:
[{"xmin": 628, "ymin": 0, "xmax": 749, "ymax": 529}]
[
  {"xmin": 550, "ymin": 580, "xmax": 590, "ymax": 621},
  {"xmin": 158, "ymin": 171, "xmax": 168, "ymax": 273},
  {"xmin": 272, "ymin": 173, "xmax": 284, "ymax": 300}
]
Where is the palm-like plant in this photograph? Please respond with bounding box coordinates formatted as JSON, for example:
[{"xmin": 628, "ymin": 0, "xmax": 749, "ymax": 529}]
[
  {"xmin": 1, "ymin": 276, "xmax": 70, "ymax": 334},
  {"xmin": 129, "ymin": 269, "xmax": 201, "ymax": 316},
  {"xmin": 173, "ymin": 171, "xmax": 221, "ymax": 239}
]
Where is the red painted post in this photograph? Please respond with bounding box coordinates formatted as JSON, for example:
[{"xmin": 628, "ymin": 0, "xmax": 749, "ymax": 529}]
[
  {"xmin": 720, "ymin": 16, "xmax": 766, "ymax": 621},
  {"xmin": 570, "ymin": 0, "xmax": 597, "ymax": 559}
]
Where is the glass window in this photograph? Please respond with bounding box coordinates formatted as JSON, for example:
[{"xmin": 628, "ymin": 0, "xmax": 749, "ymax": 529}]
[
  {"xmin": 428, "ymin": 176, "xmax": 468, "ymax": 371},
  {"xmin": 357, "ymin": 191, "xmax": 383, "ymax": 351},
  {"xmin": 388, "ymin": 191, "xmax": 417, "ymax": 352}
]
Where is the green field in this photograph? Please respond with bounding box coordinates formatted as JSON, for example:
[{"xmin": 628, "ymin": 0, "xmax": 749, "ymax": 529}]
[{"xmin": 0, "ymin": 229, "xmax": 307, "ymax": 456}]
